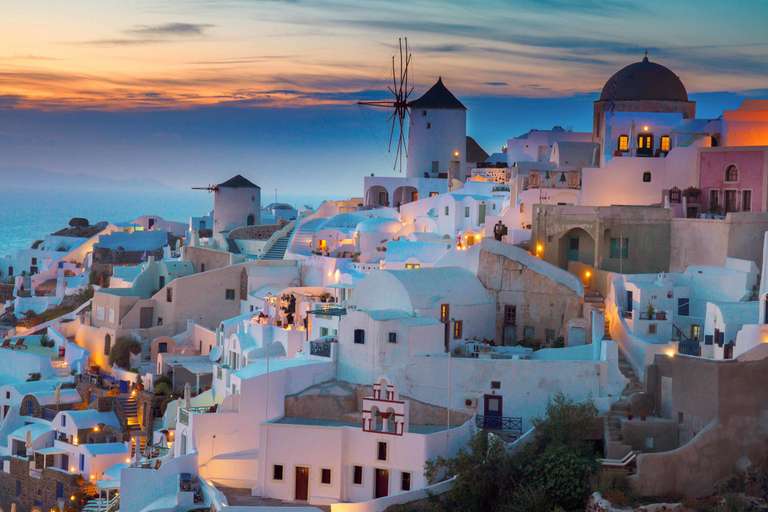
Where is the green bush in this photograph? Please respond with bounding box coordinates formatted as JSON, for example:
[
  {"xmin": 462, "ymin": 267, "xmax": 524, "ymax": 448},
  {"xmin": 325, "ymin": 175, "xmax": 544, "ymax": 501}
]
[
  {"xmin": 27, "ymin": 372, "xmax": 41, "ymax": 382},
  {"xmin": 154, "ymin": 382, "xmax": 172, "ymax": 396},
  {"xmin": 107, "ymin": 337, "xmax": 142, "ymax": 369},
  {"xmin": 154, "ymin": 375, "xmax": 173, "ymax": 388},
  {"xmin": 552, "ymin": 336, "xmax": 565, "ymax": 349}
]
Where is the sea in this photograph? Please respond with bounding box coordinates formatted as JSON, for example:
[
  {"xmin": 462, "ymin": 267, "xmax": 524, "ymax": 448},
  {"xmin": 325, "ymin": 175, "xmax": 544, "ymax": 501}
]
[{"xmin": 0, "ymin": 189, "xmax": 324, "ymax": 256}]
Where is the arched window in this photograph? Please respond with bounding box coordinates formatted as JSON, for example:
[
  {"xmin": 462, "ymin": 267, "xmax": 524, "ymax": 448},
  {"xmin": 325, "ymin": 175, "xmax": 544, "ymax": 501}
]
[
  {"xmin": 725, "ymin": 164, "xmax": 738, "ymax": 182},
  {"xmin": 618, "ymin": 135, "xmax": 629, "ymax": 151},
  {"xmin": 104, "ymin": 334, "xmax": 111, "ymax": 356},
  {"xmin": 246, "ymin": 214, "xmax": 256, "ymax": 226}
]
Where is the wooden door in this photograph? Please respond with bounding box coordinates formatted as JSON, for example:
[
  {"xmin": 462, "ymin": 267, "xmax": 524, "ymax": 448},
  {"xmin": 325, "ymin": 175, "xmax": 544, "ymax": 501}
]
[
  {"xmin": 483, "ymin": 394, "xmax": 503, "ymax": 429},
  {"xmin": 375, "ymin": 468, "xmax": 389, "ymax": 499},
  {"xmin": 567, "ymin": 237, "xmax": 579, "ymax": 262},
  {"xmin": 295, "ymin": 466, "xmax": 309, "ymax": 501}
]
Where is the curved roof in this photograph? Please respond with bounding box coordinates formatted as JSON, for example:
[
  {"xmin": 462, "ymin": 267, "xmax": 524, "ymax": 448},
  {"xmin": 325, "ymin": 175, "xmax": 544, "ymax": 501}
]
[
  {"xmin": 62, "ymin": 410, "xmax": 121, "ymax": 430},
  {"xmin": 408, "ymin": 78, "xmax": 466, "ymax": 110},
  {"xmin": 350, "ymin": 267, "xmax": 491, "ymax": 314},
  {"xmin": 599, "ymin": 57, "xmax": 688, "ymax": 102},
  {"xmin": 355, "ymin": 217, "xmax": 403, "ymax": 234}
]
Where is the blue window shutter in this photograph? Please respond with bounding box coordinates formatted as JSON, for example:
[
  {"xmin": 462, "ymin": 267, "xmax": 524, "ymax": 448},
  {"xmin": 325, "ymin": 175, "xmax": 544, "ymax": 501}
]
[
  {"xmin": 677, "ymin": 298, "xmax": 690, "ymax": 317},
  {"xmin": 704, "ymin": 335, "xmax": 714, "ymax": 345},
  {"xmin": 717, "ymin": 332, "xmax": 725, "ymax": 345}
]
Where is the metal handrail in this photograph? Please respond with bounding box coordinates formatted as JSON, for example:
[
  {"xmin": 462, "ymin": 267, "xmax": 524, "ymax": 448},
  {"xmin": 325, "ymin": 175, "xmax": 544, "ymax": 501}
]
[
  {"xmin": 475, "ymin": 415, "xmax": 523, "ymax": 434},
  {"xmin": 672, "ymin": 325, "xmax": 690, "ymax": 342}
]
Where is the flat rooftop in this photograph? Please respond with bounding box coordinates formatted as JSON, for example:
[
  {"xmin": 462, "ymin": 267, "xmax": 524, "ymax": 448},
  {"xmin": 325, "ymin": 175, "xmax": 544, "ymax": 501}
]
[{"xmin": 273, "ymin": 416, "xmax": 453, "ymax": 434}]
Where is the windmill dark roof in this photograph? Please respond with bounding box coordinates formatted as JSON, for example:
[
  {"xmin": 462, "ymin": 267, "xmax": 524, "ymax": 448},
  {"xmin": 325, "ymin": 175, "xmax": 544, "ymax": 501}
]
[
  {"xmin": 408, "ymin": 77, "xmax": 466, "ymax": 110},
  {"xmin": 466, "ymin": 136, "xmax": 489, "ymax": 163},
  {"xmin": 216, "ymin": 175, "xmax": 260, "ymax": 189}
]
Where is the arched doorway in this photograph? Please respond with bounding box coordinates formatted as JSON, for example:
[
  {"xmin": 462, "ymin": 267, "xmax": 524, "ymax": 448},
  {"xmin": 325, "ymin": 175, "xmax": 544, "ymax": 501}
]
[
  {"xmin": 246, "ymin": 214, "xmax": 256, "ymax": 226},
  {"xmin": 104, "ymin": 334, "xmax": 112, "ymax": 356},
  {"xmin": 558, "ymin": 228, "xmax": 595, "ymax": 269},
  {"xmin": 365, "ymin": 186, "xmax": 389, "ymax": 207},
  {"xmin": 393, "ymin": 186, "xmax": 418, "ymax": 208}
]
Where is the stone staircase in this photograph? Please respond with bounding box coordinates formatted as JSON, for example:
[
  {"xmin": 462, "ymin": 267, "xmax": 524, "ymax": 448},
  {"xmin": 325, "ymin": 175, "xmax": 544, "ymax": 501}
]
[
  {"xmin": 119, "ymin": 395, "xmax": 141, "ymax": 432},
  {"xmin": 604, "ymin": 353, "xmax": 644, "ymax": 460},
  {"xmin": 584, "ymin": 288, "xmax": 606, "ymax": 311},
  {"xmin": 131, "ymin": 435, "xmax": 148, "ymax": 458},
  {"xmin": 262, "ymin": 228, "xmax": 294, "ymax": 260},
  {"xmin": 140, "ymin": 339, "xmax": 151, "ymax": 363},
  {"xmin": 287, "ymin": 218, "xmax": 325, "ymax": 256}
]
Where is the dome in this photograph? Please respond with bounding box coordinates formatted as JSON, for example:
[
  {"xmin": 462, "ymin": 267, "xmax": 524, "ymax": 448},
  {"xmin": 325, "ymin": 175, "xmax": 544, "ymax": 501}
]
[
  {"xmin": 355, "ymin": 217, "xmax": 403, "ymax": 234},
  {"xmin": 599, "ymin": 57, "xmax": 688, "ymax": 102}
]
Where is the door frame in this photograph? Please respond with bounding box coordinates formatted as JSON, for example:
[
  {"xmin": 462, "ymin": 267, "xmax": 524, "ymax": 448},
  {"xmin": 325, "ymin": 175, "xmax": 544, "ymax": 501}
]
[
  {"xmin": 294, "ymin": 464, "xmax": 310, "ymax": 502},
  {"xmin": 483, "ymin": 394, "xmax": 503, "ymax": 429},
  {"xmin": 374, "ymin": 467, "xmax": 390, "ymax": 499}
]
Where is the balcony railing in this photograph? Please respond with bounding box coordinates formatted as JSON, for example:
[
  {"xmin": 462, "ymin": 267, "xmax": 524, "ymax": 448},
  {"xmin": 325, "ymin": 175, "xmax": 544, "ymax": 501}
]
[
  {"xmin": 639, "ymin": 311, "xmax": 667, "ymax": 320},
  {"xmin": 42, "ymin": 408, "xmax": 57, "ymax": 421},
  {"xmin": 179, "ymin": 406, "xmax": 214, "ymax": 425},
  {"xmin": 310, "ymin": 341, "xmax": 331, "ymax": 358},
  {"xmin": 475, "ymin": 415, "xmax": 523, "ymax": 434},
  {"xmin": 621, "ymin": 310, "xmax": 633, "ymax": 319}
]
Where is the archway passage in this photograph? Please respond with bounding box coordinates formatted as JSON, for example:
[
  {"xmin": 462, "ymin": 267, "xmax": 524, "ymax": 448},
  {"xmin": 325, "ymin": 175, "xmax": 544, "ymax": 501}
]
[
  {"xmin": 393, "ymin": 186, "xmax": 418, "ymax": 208},
  {"xmin": 365, "ymin": 186, "xmax": 389, "ymax": 207},
  {"xmin": 558, "ymin": 227, "xmax": 595, "ymax": 269},
  {"xmin": 246, "ymin": 214, "xmax": 256, "ymax": 226}
]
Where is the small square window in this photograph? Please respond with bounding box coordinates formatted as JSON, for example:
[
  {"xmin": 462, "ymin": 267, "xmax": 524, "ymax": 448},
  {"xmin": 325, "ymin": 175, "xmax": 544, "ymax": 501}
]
[
  {"xmin": 491, "ymin": 381, "xmax": 501, "ymax": 390},
  {"xmin": 377, "ymin": 441, "xmax": 388, "ymax": 461},
  {"xmin": 464, "ymin": 207, "xmax": 470, "ymax": 217},
  {"xmin": 6, "ymin": 391, "xmax": 10, "ymax": 399},
  {"xmin": 642, "ymin": 172, "xmax": 651, "ymax": 183},
  {"xmin": 354, "ymin": 329, "xmax": 365, "ymax": 344},
  {"xmin": 388, "ymin": 332, "xmax": 397, "ymax": 344},
  {"xmin": 157, "ymin": 317, "xmax": 163, "ymax": 326},
  {"xmin": 225, "ymin": 289, "xmax": 235, "ymax": 300},
  {"xmin": 426, "ymin": 122, "xmax": 431, "ymax": 129},
  {"xmin": 353, "ymin": 465, "xmax": 364, "ymax": 486},
  {"xmin": 166, "ymin": 288, "xmax": 173, "ymax": 302},
  {"xmin": 401, "ymin": 471, "xmax": 412, "ymax": 492},
  {"xmin": 648, "ymin": 324, "xmax": 657, "ymax": 335},
  {"xmin": 201, "ymin": 263, "xmax": 205, "ymax": 272},
  {"xmin": 444, "ymin": 206, "xmax": 449, "ymax": 216},
  {"xmin": 320, "ymin": 468, "xmax": 332, "ymax": 485},
  {"xmin": 429, "ymin": 191, "xmax": 438, "ymax": 197},
  {"xmin": 524, "ymin": 326, "xmax": 535, "ymax": 339},
  {"xmin": 421, "ymin": 110, "xmax": 427, "ymax": 116}
]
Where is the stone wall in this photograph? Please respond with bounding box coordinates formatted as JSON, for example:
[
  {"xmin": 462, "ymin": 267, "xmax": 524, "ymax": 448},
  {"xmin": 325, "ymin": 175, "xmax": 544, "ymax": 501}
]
[
  {"xmin": 92, "ymin": 247, "xmax": 164, "ymax": 266},
  {"xmin": 0, "ymin": 456, "xmax": 81, "ymax": 512},
  {"xmin": 228, "ymin": 219, "xmax": 288, "ymax": 241}
]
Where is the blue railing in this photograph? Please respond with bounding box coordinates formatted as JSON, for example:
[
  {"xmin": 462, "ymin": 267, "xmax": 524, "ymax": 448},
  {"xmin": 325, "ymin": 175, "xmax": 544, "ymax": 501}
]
[
  {"xmin": 310, "ymin": 341, "xmax": 331, "ymax": 358},
  {"xmin": 639, "ymin": 311, "xmax": 667, "ymax": 320},
  {"xmin": 179, "ymin": 406, "xmax": 214, "ymax": 425},
  {"xmin": 621, "ymin": 310, "xmax": 633, "ymax": 319},
  {"xmin": 679, "ymin": 339, "xmax": 700, "ymax": 356},
  {"xmin": 475, "ymin": 415, "xmax": 523, "ymax": 434},
  {"xmin": 42, "ymin": 408, "xmax": 57, "ymax": 421}
]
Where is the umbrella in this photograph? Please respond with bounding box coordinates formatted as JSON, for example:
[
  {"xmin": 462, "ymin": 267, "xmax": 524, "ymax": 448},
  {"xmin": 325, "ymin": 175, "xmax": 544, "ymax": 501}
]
[
  {"xmin": 629, "ymin": 120, "xmax": 637, "ymax": 156},
  {"xmin": 25, "ymin": 429, "xmax": 32, "ymax": 449},
  {"xmin": 55, "ymin": 384, "xmax": 61, "ymax": 405},
  {"xmin": 11, "ymin": 503, "xmax": 16, "ymax": 512},
  {"xmin": 184, "ymin": 383, "xmax": 191, "ymax": 410}
]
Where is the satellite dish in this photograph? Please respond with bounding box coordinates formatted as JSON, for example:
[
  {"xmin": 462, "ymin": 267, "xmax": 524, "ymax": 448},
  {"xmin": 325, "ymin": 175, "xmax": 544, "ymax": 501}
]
[{"xmin": 209, "ymin": 346, "xmax": 222, "ymax": 363}]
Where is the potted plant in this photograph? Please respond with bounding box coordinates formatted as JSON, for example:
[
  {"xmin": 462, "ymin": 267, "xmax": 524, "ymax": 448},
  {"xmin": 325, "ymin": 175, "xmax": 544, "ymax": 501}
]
[
  {"xmin": 683, "ymin": 186, "xmax": 700, "ymax": 201},
  {"xmin": 136, "ymin": 375, "xmax": 144, "ymax": 391},
  {"xmin": 640, "ymin": 410, "xmax": 647, "ymax": 421},
  {"xmin": 75, "ymin": 474, "xmax": 85, "ymax": 486},
  {"xmin": 625, "ymin": 405, "xmax": 633, "ymax": 421},
  {"xmin": 645, "ymin": 301, "xmax": 655, "ymax": 318},
  {"xmin": 39, "ymin": 333, "xmax": 50, "ymax": 347}
]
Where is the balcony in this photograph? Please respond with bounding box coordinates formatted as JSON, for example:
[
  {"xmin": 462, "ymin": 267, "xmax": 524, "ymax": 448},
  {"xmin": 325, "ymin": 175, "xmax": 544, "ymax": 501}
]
[
  {"xmin": 525, "ymin": 170, "xmax": 581, "ymax": 191},
  {"xmin": 309, "ymin": 341, "xmax": 331, "ymax": 358},
  {"xmin": 475, "ymin": 415, "xmax": 523, "ymax": 434},
  {"xmin": 639, "ymin": 311, "xmax": 667, "ymax": 320},
  {"xmin": 621, "ymin": 310, "xmax": 633, "ymax": 319},
  {"xmin": 178, "ymin": 406, "xmax": 215, "ymax": 425}
]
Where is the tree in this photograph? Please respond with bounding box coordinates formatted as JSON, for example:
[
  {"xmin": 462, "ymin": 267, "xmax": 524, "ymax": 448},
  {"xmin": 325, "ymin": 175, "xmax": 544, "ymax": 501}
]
[{"xmin": 108, "ymin": 337, "xmax": 142, "ymax": 369}]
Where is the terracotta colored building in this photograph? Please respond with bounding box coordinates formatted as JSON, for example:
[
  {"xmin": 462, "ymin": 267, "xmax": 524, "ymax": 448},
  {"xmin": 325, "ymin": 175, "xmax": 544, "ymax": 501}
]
[{"xmin": 698, "ymin": 147, "xmax": 768, "ymax": 214}]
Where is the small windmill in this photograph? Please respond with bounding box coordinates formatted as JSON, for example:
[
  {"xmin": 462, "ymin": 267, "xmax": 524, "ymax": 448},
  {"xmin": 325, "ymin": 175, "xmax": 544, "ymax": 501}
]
[{"xmin": 358, "ymin": 38, "xmax": 414, "ymax": 171}]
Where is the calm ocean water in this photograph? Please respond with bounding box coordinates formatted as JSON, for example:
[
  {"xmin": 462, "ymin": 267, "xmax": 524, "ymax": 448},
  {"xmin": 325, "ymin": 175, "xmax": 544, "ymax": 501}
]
[{"xmin": 0, "ymin": 189, "xmax": 324, "ymax": 256}]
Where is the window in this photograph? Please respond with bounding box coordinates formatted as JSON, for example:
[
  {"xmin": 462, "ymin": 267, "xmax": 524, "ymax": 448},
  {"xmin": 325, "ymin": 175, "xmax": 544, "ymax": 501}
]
[
  {"xmin": 157, "ymin": 317, "xmax": 163, "ymax": 326},
  {"xmin": 5, "ymin": 391, "xmax": 9, "ymax": 399},
  {"xmin": 432, "ymin": 161, "xmax": 439, "ymax": 172},
  {"xmin": 618, "ymin": 135, "xmax": 628, "ymax": 151},
  {"xmin": 504, "ymin": 305, "xmax": 516, "ymax": 326},
  {"xmin": 167, "ymin": 288, "xmax": 173, "ymax": 302},
  {"xmin": 31, "ymin": 258, "xmax": 37, "ymax": 265},
  {"xmin": 225, "ymin": 289, "xmax": 235, "ymax": 300},
  {"xmin": 272, "ymin": 464, "xmax": 284, "ymax": 481},
  {"xmin": 491, "ymin": 381, "xmax": 501, "ymax": 390},
  {"xmin": 180, "ymin": 433, "xmax": 187, "ymax": 455},
  {"xmin": 709, "ymin": 189, "xmax": 719, "ymax": 208},
  {"xmin": 27, "ymin": 400, "xmax": 33, "ymax": 416},
  {"xmin": 725, "ymin": 164, "xmax": 738, "ymax": 182},
  {"xmin": 453, "ymin": 320, "xmax": 463, "ymax": 339},
  {"xmin": 158, "ymin": 342, "xmax": 168, "ymax": 354},
  {"xmin": 725, "ymin": 190, "xmax": 738, "ymax": 212},
  {"xmin": 678, "ymin": 298, "xmax": 690, "ymax": 317},
  {"xmin": 743, "ymin": 190, "xmax": 752, "ymax": 212},
  {"xmin": 79, "ymin": 453, "xmax": 85, "ymax": 471},
  {"xmin": 353, "ymin": 465, "xmax": 364, "ymax": 486},
  {"xmin": 401, "ymin": 471, "xmax": 412, "ymax": 492},
  {"xmin": 648, "ymin": 324, "xmax": 657, "ymax": 335},
  {"xmin": 440, "ymin": 304, "xmax": 450, "ymax": 323},
  {"xmin": 377, "ymin": 441, "xmax": 388, "ymax": 461},
  {"xmin": 96, "ymin": 307, "xmax": 105, "ymax": 321},
  {"xmin": 524, "ymin": 326, "xmax": 535, "ymax": 339},
  {"xmin": 426, "ymin": 122, "xmax": 431, "ymax": 129},
  {"xmin": 669, "ymin": 187, "xmax": 681, "ymax": 204},
  {"xmin": 104, "ymin": 334, "xmax": 111, "ymax": 356},
  {"xmin": 642, "ymin": 172, "xmax": 651, "ymax": 183},
  {"xmin": 421, "ymin": 110, "xmax": 427, "ymax": 116},
  {"xmin": 660, "ymin": 135, "xmax": 670, "ymax": 152},
  {"xmin": 444, "ymin": 206, "xmax": 449, "ymax": 216},
  {"xmin": 320, "ymin": 468, "xmax": 332, "ymax": 485},
  {"xmin": 429, "ymin": 191, "xmax": 438, "ymax": 197},
  {"xmin": 201, "ymin": 263, "xmax": 205, "ymax": 272},
  {"xmin": 57, "ymin": 482, "xmax": 64, "ymax": 499},
  {"xmin": 545, "ymin": 329, "xmax": 556, "ymax": 345},
  {"xmin": 354, "ymin": 329, "xmax": 365, "ymax": 344},
  {"xmin": 691, "ymin": 325, "xmax": 701, "ymax": 341},
  {"xmin": 405, "ymin": 263, "xmax": 420, "ymax": 269},
  {"xmin": 108, "ymin": 309, "xmax": 115, "ymax": 323},
  {"xmin": 62, "ymin": 416, "xmax": 66, "ymax": 427},
  {"xmin": 464, "ymin": 207, "xmax": 470, "ymax": 218},
  {"xmin": 388, "ymin": 332, "xmax": 397, "ymax": 344},
  {"xmin": 17, "ymin": 480, "xmax": 21, "ymax": 496},
  {"xmin": 569, "ymin": 237, "xmax": 579, "ymax": 251},
  {"xmin": 320, "ymin": 327, "xmax": 329, "ymax": 337},
  {"xmin": 159, "ymin": 276, "xmax": 165, "ymax": 289},
  {"xmin": 7, "ymin": 266, "xmax": 12, "ymax": 276},
  {"xmin": 610, "ymin": 238, "xmax": 629, "ymax": 259}
]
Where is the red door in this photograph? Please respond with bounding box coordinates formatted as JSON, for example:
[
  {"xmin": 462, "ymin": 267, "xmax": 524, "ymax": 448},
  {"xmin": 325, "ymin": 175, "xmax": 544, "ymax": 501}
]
[
  {"xmin": 375, "ymin": 469, "xmax": 389, "ymax": 499},
  {"xmin": 295, "ymin": 467, "xmax": 309, "ymax": 501}
]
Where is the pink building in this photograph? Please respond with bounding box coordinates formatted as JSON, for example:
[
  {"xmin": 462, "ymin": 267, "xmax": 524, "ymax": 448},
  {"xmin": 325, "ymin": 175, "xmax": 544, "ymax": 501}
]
[{"xmin": 698, "ymin": 147, "xmax": 768, "ymax": 214}]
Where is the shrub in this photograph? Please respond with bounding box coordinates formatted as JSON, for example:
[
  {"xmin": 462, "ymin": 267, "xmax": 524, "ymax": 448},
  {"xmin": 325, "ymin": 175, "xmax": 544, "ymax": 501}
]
[
  {"xmin": 552, "ymin": 336, "xmax": 565, "ymax": 349},
  {"xmin": 39, "ymin": 333, "xmax": 50, "ymax": 346},
  {"xmin": 27, "ymin": 372, "xmax": 41, "ymax": 382},
  {"xmin": 24, "ymin": 310, "xmax": 37, "ymax": 319},
  {"xmin": 154, "ymin": 375, "xmax": 173, "ymax": 388},
  {"xmin": 154, "ymin": 382, "xmax": 172, "ymax": 396},
  {"xmin": 108, "ymin": 337, "xmax": 142, "ymax": 369},
  {"xmin": 519, "ymin": 337, "xmax": 542, "ymax": 351}
]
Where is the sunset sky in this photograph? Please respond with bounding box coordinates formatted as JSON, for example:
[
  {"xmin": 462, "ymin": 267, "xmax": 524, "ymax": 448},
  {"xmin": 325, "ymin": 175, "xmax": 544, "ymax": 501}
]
[{"xmin": 2, "ymin": 0, "xmax": 768, "ymax": 199}]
